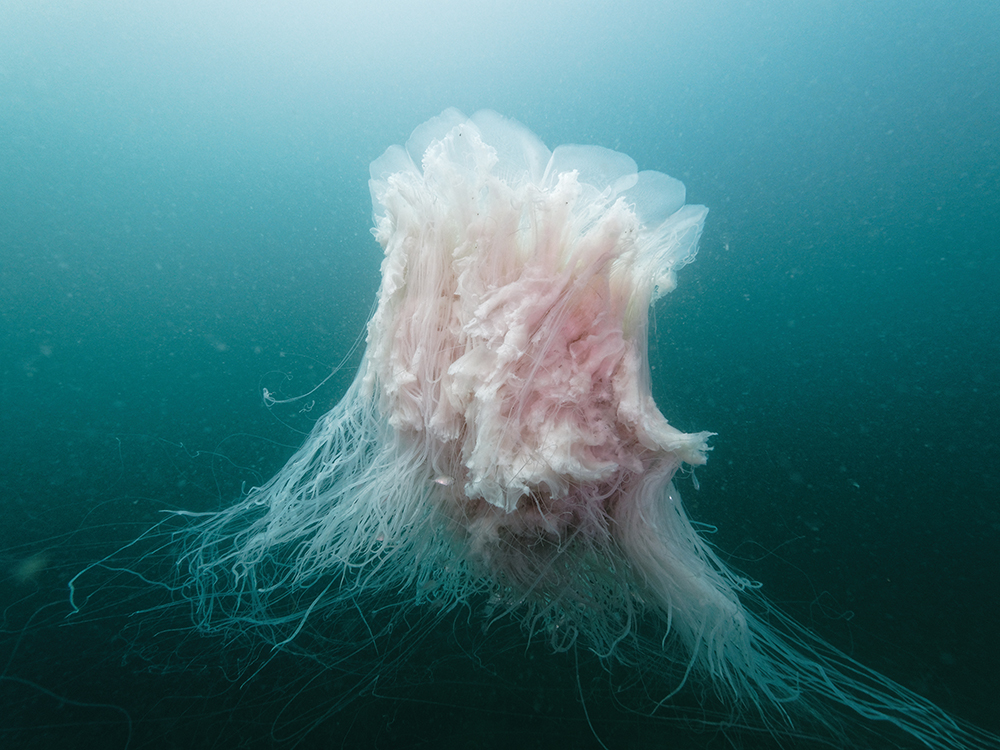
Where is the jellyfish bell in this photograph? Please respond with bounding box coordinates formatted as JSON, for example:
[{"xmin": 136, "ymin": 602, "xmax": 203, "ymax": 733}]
[
  {"xmin": 364, "ymin": 109, "xmax": 720, "ymax": 650},
  {"xmin": 141, "ymin": 110, "xmax": 995, "ymax": 748}
]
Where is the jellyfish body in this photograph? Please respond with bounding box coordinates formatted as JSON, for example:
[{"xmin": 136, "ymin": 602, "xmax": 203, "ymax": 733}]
[{"xmin": 178, "ymin": 110, "xmax": 996, "ymax": 749}]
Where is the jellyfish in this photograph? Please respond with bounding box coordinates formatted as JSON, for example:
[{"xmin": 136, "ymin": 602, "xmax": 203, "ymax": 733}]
[{"xmin": 161, "ymin": 110, "xmax": 995, "ymax": 748}]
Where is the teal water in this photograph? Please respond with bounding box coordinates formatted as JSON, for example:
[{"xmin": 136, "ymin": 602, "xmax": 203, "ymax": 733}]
[{"xmin": 2, "ymin": 1, "xmax": 998, "ymax": 748}]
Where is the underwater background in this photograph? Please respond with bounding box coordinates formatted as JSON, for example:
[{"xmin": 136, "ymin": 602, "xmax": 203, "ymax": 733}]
[{"xmin": 1, "ymin": 1, "xmax": 997, "ymax": 748}]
